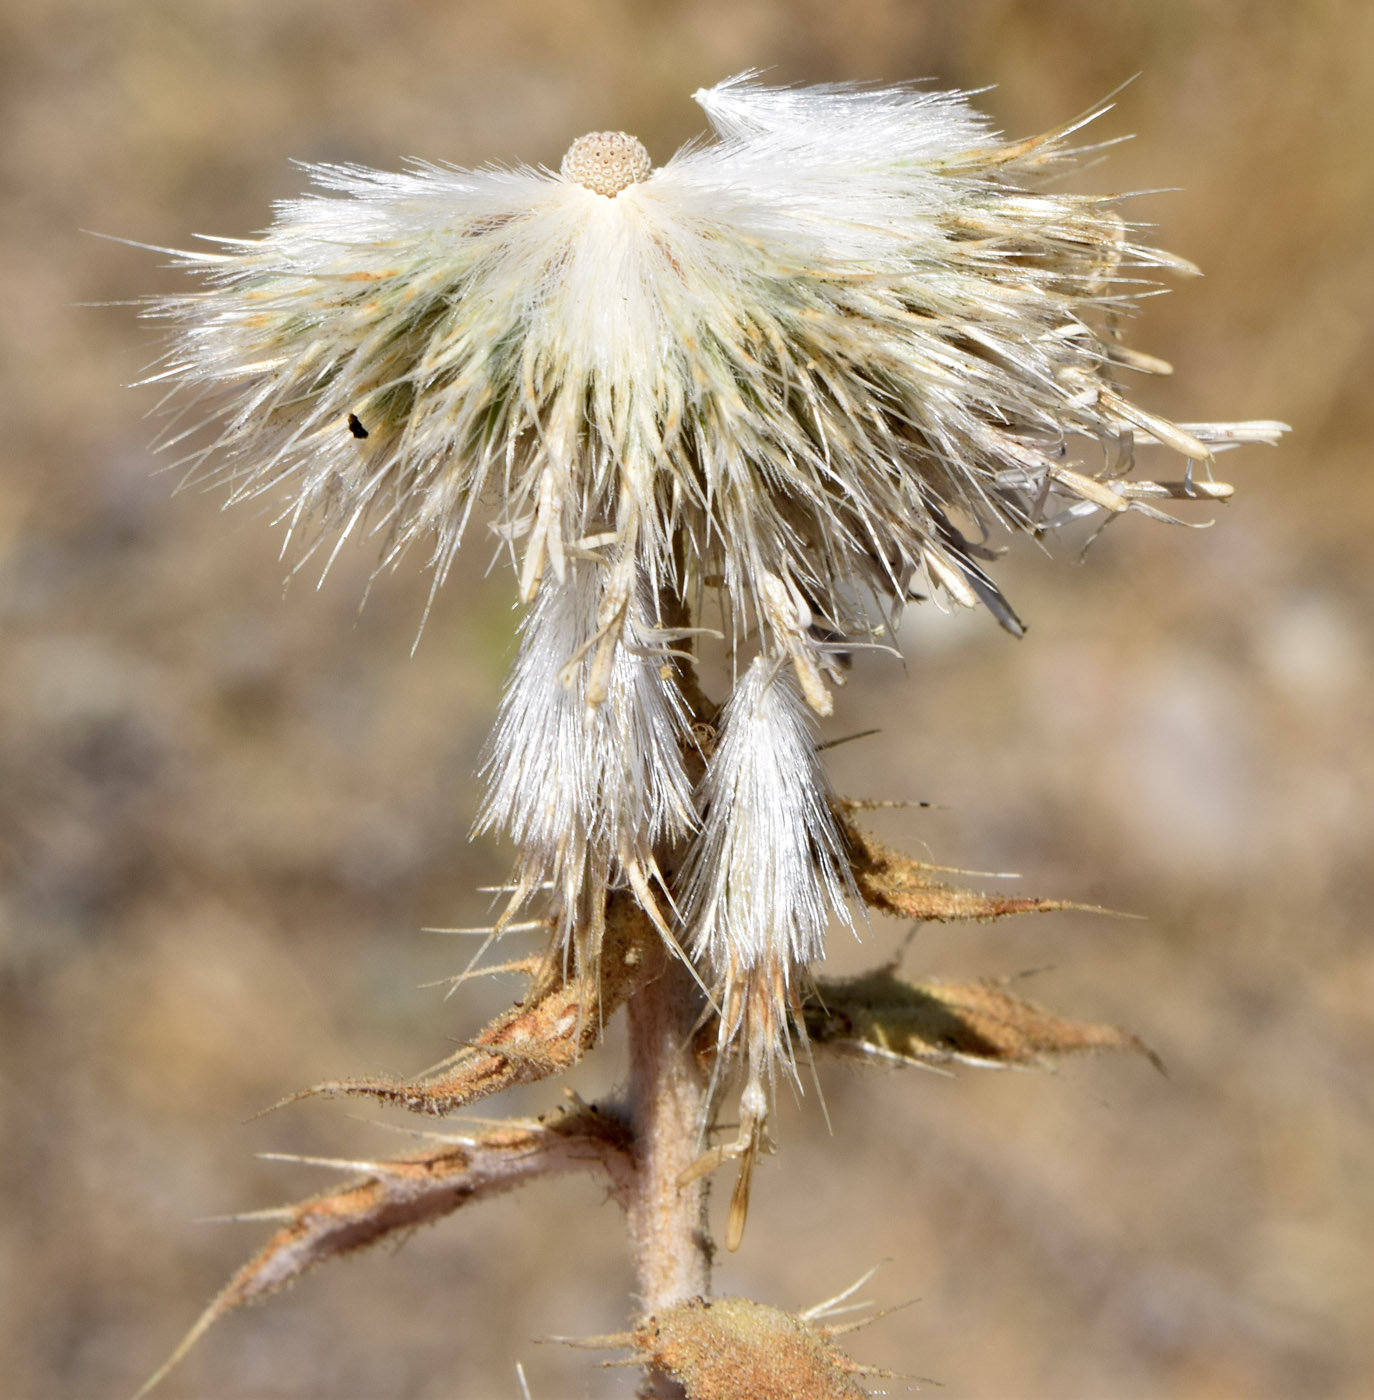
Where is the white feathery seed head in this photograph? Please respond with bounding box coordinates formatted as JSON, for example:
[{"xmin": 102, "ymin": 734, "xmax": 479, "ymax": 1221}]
[
  {"xmin": 144, "ymin": 75, "xmax": 1285, "ymax": 1083},
  {"xmin": 146, "ymin": 74, "xmax": 1282, "ymax": 654}
]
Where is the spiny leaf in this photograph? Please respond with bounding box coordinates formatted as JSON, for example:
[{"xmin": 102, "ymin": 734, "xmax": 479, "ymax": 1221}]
[
  {"xmin": 287, "ymin": 892, "xmax": 660, "ymax": 1116},
  {"xmin": 806, "ymin": 967, "xmax": 1163, "ymax": 1072},
  {"xmin": 838, "ymin": 810, "xmax": 1107, "ymax": 923},
  {"xmin": 136, "ymin": 1107, "xmax": 631, "ymax": 1399}
]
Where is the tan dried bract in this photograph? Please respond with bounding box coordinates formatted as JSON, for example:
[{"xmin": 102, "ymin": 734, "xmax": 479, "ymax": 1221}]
[
  {"xmin": 839, "ymin": 808, "xmax": 1103, "ymax": 923},
  {"xmin": 807, "ymin": 968, "xmax": 1164, "ymax": 1072},
  {"xmin": 134, "ymin": 1106, "xmax": 632, "ymax": 1400},
  {"xmin": 288, "ymin": 892, "xmax": 660, "ymax": 1116},
  {"xmin": 632, "ymin": 1296, "xmax": 871, "ymax": 1400}
]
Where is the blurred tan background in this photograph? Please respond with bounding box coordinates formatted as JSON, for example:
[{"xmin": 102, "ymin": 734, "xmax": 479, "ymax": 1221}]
[{"xmin": 3, "ymin": 1, "xmax": 1371, "ymax": 1396}]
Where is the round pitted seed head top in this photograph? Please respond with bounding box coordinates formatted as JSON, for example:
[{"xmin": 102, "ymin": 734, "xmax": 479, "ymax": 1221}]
[{"xmin": 561, "ymin": 131, "xmax": 652, "ymax": 196}]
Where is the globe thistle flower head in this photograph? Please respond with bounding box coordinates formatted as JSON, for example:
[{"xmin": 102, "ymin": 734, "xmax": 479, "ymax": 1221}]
[
  {"xmin": 145, "ymin": 76, "xmax": 1285, "ymax": 1121},
  {"xmin": 560, "ymin": 131, "xmax": 652, "ymax": 196}
]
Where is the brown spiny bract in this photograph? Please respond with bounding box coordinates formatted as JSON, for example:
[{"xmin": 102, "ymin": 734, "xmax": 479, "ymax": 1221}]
[
  {"xmin": 807, "ymin": 968, "xmax": 1163, "ymax": 1071},
  {"xmin": 634, "ymin": 1297, "xmax": 870, "ymax": 1400},
  {"xmin": 839, "ymin": 809, "xmax": 1100, "ymax": 923},
  {"xmin": 291, "ymin": 892, "xmax": 660, "ymax": 1116}
]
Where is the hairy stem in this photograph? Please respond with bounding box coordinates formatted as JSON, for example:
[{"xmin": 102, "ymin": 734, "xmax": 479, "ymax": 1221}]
[{"xmin": 625, "ymin": 952, "xmax": 711, "ymax": 1397}]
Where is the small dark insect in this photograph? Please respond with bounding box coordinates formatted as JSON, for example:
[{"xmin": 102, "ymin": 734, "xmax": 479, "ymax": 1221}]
[{"xmin": 347, "ymin": 413, "xmax": 369, "ymax": 439}]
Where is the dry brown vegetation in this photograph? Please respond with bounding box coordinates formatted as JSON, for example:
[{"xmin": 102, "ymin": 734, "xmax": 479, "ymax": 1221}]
[{"xmin": 3, "ymin": 2, "xmax": 1371, "ymax": 1396}]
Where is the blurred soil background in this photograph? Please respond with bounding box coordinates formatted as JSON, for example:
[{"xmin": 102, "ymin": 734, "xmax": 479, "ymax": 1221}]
[{"xmin": 2, "ymin": 1, "xmax": 1371, "ymax": 1396}]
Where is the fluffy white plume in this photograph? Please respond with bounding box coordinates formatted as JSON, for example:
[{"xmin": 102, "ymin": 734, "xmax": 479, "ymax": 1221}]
[
  {"xmin": 476, "ymin": 560, "xmax": 697, "ymax": 952},
  {"xmin": 683, "ymin": 656, "xmax": 853, "ymax": 989},
  {"xmin": 679, "ymin": 653, "xmax": 857, "ymax": 1238}
]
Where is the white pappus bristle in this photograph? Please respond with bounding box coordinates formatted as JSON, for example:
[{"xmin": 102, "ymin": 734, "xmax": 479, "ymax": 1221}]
[
  {"xmin": 683, "ymin": 656, "xmax": 854, "ymax": 998},
  {"xmin": 475, "ymin": 560, "xmax": 697, "ymax": 950}
]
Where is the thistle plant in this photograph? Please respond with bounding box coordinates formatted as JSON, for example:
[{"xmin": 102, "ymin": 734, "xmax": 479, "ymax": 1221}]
[{"xmin": 137, "ymin": 75, "xmax": 1284, "ymax": 1397}]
